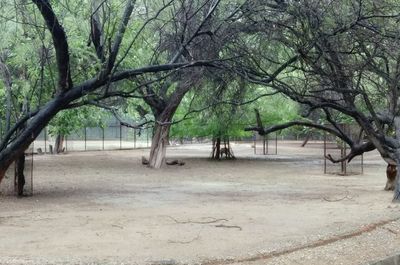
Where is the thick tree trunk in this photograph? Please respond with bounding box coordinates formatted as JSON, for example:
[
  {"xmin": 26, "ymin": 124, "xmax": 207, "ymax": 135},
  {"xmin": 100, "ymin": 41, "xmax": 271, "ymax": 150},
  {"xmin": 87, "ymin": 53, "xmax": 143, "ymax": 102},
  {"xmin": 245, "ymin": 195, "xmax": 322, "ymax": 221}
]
[
  {"xmin": 55, "ymin": 134, "xmax": 65, "ymax": 153},
  {"xmin": 0, "ymin": 95, "xmax": 67, "ymax": 185},
  {"xmin": 385, "ymin": 164, "xmax": 396, "ymax": 191},
  {"xmin": 148, "ymin": 124, "xmax": 170, "ymax": 168}
]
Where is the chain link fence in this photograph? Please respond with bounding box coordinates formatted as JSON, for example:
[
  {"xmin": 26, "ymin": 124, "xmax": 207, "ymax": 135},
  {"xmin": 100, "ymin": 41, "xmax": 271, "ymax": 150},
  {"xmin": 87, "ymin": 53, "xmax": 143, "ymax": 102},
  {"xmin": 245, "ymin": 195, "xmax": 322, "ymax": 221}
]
[{"xmin": 33, "ymin": 125, "xmax": 152, "ymax": 153}]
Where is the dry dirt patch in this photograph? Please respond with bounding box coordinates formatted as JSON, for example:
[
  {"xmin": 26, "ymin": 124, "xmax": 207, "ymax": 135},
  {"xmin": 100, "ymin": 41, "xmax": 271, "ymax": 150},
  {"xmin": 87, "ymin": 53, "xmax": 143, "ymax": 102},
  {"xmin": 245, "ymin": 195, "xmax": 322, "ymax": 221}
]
[{"xmin": 0, "ymin": 141, "xmax": 399, "ymax": 265}]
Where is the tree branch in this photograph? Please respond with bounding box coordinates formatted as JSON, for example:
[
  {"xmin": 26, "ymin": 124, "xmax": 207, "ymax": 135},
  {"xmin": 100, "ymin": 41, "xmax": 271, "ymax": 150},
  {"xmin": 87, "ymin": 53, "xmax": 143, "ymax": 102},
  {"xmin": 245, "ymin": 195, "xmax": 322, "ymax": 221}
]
[{"xmin": 32, "ymin": 0, "xmax": 72, "ymax": 91}]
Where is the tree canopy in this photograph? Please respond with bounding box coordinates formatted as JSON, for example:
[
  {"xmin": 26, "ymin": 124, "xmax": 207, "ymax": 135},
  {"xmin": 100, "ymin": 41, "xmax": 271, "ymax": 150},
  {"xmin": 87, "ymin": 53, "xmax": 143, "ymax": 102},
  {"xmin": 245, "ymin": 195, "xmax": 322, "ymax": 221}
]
[{"xmin": 2, "ymin": 0, "xmax": 400, "ymax": 200}]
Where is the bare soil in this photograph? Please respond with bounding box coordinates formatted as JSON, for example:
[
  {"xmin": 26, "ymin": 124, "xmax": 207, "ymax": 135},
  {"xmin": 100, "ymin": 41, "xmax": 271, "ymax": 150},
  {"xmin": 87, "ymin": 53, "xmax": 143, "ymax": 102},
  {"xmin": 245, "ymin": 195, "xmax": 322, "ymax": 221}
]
[{"xmin": 0, "ymin": 141, "xmax": 399, "ymax": 265}]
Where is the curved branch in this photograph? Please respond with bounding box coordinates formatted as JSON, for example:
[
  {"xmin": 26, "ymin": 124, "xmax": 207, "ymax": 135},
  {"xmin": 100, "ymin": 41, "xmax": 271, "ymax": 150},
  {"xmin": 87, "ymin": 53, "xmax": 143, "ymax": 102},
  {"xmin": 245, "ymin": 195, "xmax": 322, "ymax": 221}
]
[
  {"xmin": 325, "ymin": 141, "xmax": 375, "ymax": 163},
  {"xmin": 0, "ymin": 109, "xmax": 40, "ymax": 152},
  {"xmin": 33, "ymin": 0, "xmax": 72, "ymax": 91},
  {"xmin": 105, "ymin": 0, "xmax": 135, "ymax": 73},
  {"xmin": 245, "ymin": 120, "xmax": 349, "ymax": 144}
]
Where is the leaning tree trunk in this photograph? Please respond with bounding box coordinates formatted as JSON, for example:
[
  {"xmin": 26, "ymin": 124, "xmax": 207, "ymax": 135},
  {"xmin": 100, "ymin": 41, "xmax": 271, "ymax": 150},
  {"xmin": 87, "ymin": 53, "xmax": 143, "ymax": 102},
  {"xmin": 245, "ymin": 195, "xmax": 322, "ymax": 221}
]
[{"xmin": 148, "ymin": 123, "xmax": 171, "ymax": 168}]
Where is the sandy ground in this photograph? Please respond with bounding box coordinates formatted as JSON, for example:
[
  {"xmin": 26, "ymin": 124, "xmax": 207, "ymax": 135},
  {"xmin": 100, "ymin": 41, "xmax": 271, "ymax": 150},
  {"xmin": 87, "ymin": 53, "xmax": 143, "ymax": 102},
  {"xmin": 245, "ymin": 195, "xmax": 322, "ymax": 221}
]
[{"xmin": 0, "ymin": 141, "xmax": 400, "ymax": 265}]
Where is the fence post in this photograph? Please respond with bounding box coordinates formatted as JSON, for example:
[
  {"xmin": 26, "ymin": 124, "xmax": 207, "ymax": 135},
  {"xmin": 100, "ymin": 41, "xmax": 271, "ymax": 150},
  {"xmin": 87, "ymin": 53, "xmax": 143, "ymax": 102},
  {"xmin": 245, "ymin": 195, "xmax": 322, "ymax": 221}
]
[
  {"xmin": 134, "ymin": 129, "xmax": 137, "ymax": 149},
  {"xmin": 147, "ymin": 128, "xmax": 149, "ymax": 147},
  {"xmin": 102, "ymin": 127, "xmax": 105, "ymax": 150},
  {"xmin": 324, "ymin": 131, "xmax": 327, "ymax": 174},
  {"xmin": 263, "ymin": 135, "xmax": 266, "ymax": 155},
  {"xmin": 44, "ymin": 128, "xmax": 47, "ymax": 153},
  {"xmin": 254, "ymin": 133, "xmax": 256, "ymax": 155},
  {"xmin": 120, "ymin": 124, "xmax": 122, "ymax": 150},
  {"xmin": 84, "ymin": 127, "xmax": 87, "ymax": 151}
]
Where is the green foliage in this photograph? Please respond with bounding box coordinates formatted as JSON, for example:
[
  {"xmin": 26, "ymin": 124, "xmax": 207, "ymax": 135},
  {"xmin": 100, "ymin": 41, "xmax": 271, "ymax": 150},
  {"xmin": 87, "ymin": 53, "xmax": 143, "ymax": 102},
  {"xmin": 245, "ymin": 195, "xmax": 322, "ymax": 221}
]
[
  {"xmin": 48, "ymin": 107, "xmax": 108, "ymax": 136},
  {"xmin": 170, "ymin": 84, "xmax": 300, "ymax": 140}
]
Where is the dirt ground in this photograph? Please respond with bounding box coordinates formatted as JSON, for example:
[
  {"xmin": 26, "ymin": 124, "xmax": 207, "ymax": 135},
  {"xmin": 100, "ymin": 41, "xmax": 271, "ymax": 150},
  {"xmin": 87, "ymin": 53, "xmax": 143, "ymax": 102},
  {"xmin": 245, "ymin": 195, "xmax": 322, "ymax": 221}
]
[{"xmin": 1, "ymin": 141, "xmax": 400, "ymax": 265}]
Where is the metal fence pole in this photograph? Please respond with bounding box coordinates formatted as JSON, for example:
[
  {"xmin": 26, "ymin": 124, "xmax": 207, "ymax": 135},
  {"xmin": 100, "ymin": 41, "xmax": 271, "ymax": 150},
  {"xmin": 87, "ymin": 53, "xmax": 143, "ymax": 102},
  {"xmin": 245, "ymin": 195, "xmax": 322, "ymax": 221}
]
[
  {"xmin": 324, "ymin": 131, "xmax": 327, "ymax": 174},
  {"xmin": 147, "ymin": 128, "xmax": 149, "ymax": 147},
  {"xmin": 84, "ymin": 127, "xmax": 87, "ymax": 151},
  {"xmin": 120, "ymin": 124, "xmax": 122, "ymax": 150},
  {"xmin": 44, "ymin": 128, "xmax": 47, "ymax": 153},
  {"xmin": 254, "ymin": 133, "xmax": 256, "ymax": 155},
  {"xmin": 262, "ymin": 135, "xmax": 265, "ymax": 155},
  {"xmin": 102, "ymin": 127, "xmax": 105, "ymax": 150},
  {"xmin": 134, "ymin": 129, "xmax": 137, "ymax": 149},
  {"xmin": 361, "ymin": 154, "xmax": 364, "ymax": 174}
]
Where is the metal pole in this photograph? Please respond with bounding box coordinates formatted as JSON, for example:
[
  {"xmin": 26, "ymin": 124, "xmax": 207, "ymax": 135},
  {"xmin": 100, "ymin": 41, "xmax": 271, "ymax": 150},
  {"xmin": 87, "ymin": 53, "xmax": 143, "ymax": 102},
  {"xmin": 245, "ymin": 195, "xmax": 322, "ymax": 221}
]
[
  {"xmin": 120, "ymin": 125, "xmax": 122, "ymax": 150},
  {"xmin": 275, "ymin": 132, "xmax": 278, "ymax": 155},
  {"xmin": 102, "ymin": 127, "xmax": 105, "ymax": 150},
  {"xmin": 361, "ymin": 154, "xmax": 364, "ymax": 174},
  {"xmin": 254, "ymin": 133, "xmax": 256, "ymax": 155},
  {"xmin": 44, "ymin": 128, "xmax": 47, "ymax": 154},
  {"xmin": 324, "ymin": 131, "xmax": 327, "ymax": 174},
  {"xmin": 263, "ymin": 135, "xmax": 266, "ymax": 155},
  {"xmin": 31, "ymin": 141, "xmax": 34, "ymax": 195},
  {"xmin": 147, "ymin": 128, "xmax": 149, "ymax": 147},
  {"xmin": 84, "ymin": 127, "xmax": 87, "ymax": 151},
  {"xmin": 65, "ymin": 135, "xmax": 68, "ymax": 152},
  {"xmin": 343, "ymin": 141, "xmax": 347, "ymax": 175},
  {"xmin": 134, "ymin": 129, "xmax": 137, "ymax": 149}
]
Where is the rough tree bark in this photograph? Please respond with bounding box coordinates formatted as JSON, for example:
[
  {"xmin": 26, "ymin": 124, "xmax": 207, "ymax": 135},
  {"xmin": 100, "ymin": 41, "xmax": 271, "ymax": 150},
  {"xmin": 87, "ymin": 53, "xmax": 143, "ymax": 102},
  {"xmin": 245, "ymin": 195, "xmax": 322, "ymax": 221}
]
[
  {"xmin": 148, "ymin": 123, "xmax": 170, "ymax": 168},
  {"xmin": 55, "ymin": 134, "xmax": 65, "ymax": 153},
  {"xmin": 385, "ymin": 164, "xmax": 397, "ymax": 191}
]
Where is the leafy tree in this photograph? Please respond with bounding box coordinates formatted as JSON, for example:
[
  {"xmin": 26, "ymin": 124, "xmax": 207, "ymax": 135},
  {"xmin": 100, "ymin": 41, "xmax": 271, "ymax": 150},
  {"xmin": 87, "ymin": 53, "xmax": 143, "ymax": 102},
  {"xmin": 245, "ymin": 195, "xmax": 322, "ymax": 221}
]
[
  {"xmin": 237, "ymin": 0, "xmax": 400, "ymax": 200},
  {"xmin": 0, "ymin": 0, "xmax": 219, "ymax": 182}
]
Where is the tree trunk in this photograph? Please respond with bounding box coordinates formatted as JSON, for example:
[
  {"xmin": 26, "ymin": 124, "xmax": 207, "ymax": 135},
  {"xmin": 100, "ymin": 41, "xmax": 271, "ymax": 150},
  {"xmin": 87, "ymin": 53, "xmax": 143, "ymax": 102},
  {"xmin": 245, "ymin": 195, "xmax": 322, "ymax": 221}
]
[
  {"xmin": 55, "ymin": 134, "xmax": 65, "ymax": 153},
  {"xmin": 0, "ymin": 94, "xmax": 66, "ymax": 185},
  {"xmin": 211, "ymin": 137, "xmax": 221, "ymax": 159},
  {"xmin": 301, "ymin": 132, "xmax": 311, "ymax": 147},
  {"xmin": 15, "ymin": 153, "xmax": 25, "ymax": 196},
  {"xmin": 393, "ymin": 172, "xmax": 400, "ymax": 202},
  {"xmin": 385, "ymin": 164, "xmax": 396, "ymax": 191},
  {"xmin": 392, "ymin": 159, "xmax": 400, "ymax": 202},
  {"xmin": 148, "ymin": 124, "xmax": 170, "ymax": 168}
]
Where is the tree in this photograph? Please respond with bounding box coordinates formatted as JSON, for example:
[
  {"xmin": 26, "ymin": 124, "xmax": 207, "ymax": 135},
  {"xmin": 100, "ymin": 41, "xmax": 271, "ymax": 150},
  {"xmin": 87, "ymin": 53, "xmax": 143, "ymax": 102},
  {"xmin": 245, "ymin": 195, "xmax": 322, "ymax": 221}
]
[
  {"xmin": 127, "ymin": 0, "xmax": 255, "ymax": 167},
  {"xmin": 0, "ymin": 0, "xmax": 218, "ymax": 183},
  {"xmin": 236, "ymin": 0, "xmax": 400, "ymax": 200}
]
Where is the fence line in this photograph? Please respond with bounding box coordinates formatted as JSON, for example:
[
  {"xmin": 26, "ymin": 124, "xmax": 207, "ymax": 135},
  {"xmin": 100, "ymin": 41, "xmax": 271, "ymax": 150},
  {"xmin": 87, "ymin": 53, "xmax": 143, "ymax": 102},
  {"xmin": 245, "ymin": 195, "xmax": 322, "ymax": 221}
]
[{"xmin": 33, "ymin": 126, "xmax": 153, "ymax": 153}]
